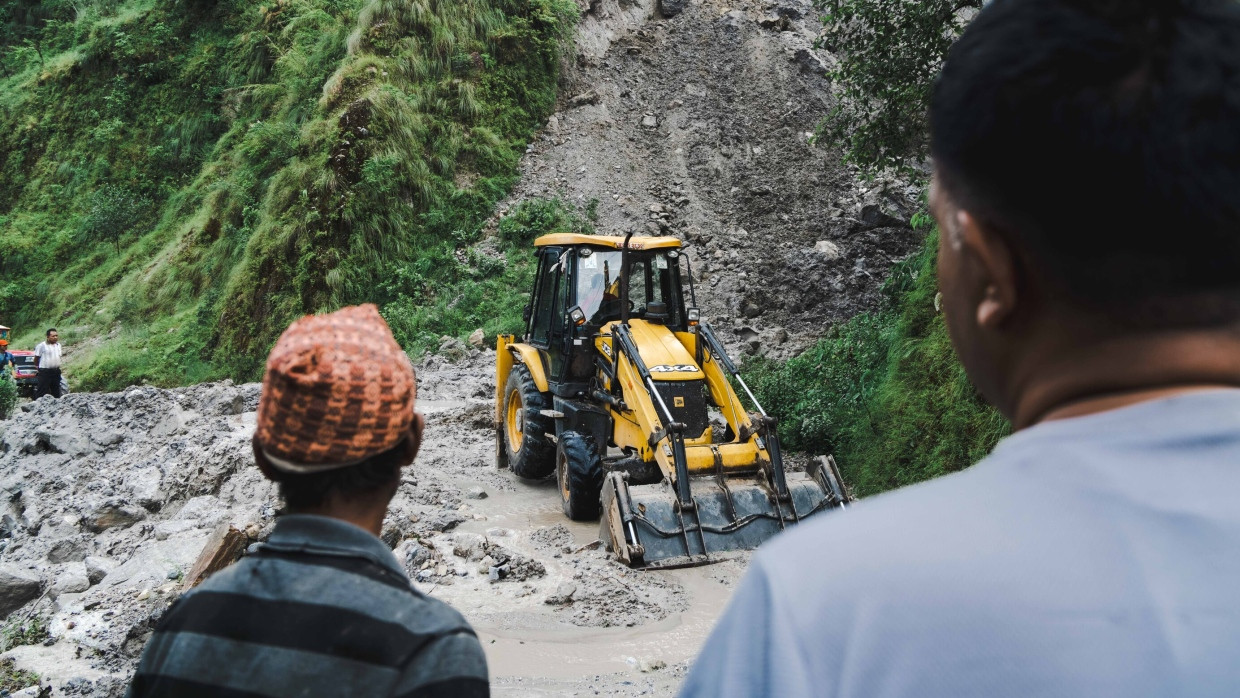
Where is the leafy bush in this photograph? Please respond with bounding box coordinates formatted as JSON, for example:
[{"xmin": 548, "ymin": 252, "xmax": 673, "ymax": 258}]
[
  {"xmin": 497, "ymin": 196, "xmax": 593, "ymax": 243},
  {"xmin": 816, "ymin": 0, "xmax": 982, "ymax": 172},
  {"xmin": 80, "ymin": 186, "xmax": 150, "ymax": 253},
  {"xmin": 744, "ymin": 228, "xmax": 1009, "ymax": 497},
  {"xmin": 0, "ymin": 616, "xmax": 47, "ymax": 653},
  {"xmin": 0, "ymin": 373, "xmax": 15, "ymax": 419}
]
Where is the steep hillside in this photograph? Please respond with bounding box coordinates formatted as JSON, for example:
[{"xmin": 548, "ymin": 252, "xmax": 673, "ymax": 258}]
[
  {"xmin": 500, "ymin": 0, "xmax": 922, "ymax": 359},
  {"xmin": 0, "ymin": 0, "xmax": 575, "ymax": 388}
]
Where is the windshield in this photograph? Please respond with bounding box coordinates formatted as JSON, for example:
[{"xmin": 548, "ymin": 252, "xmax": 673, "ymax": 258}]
[{"xmin": 577, "ymin": 250, "xmax": 681, "ymax": 325}]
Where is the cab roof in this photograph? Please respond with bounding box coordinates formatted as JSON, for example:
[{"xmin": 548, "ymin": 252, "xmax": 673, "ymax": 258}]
[{"xmin": 533, "ymin": 233, "xmax": 683, "ymax": 250}]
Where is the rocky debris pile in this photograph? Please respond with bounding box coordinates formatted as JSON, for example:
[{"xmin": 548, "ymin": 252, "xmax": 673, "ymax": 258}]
[
  {"xmin": 0, "ymin": 383, "xmax": 272, "ymax": 695},
  {"xmin": 488, "ymin": 0, "xmax": 922, "ymax": 361},
  {"xmin": 448, "ymin": 532, "xmax": 548, "ymax": 583}
]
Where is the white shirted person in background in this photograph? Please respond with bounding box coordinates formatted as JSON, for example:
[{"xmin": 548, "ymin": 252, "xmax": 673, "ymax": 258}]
[{"xmin": 34, "ymin": 328, "xmax": 63, "ymax": 399}]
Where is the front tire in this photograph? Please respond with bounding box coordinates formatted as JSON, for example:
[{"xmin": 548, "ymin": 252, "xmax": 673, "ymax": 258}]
[
  {"xmin": 503, "ymin": 364, "xmax": 555, "ymax": 479},
  {"xmin": 557, "ymin": 431, "xmax": 605, "ymax": 520}
]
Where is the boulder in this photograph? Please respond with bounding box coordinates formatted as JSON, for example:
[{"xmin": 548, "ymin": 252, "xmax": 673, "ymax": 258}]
[
  {"xmin": 567, "ymin": 91, "xmax": 600, "ymax": 108},
  {"xmin": 814, "ymin": 240, "xmax": 842, "ymax": 260},
  {"xmin": 84, "ymin": 556, "xmax": 117, "ymax": 586},
  {"xmin": 51, "ymin": 564, "xmax": 90, "ymax": 596},
  {"xmin": 467, "ymin": 329, "xmax": 485, "ymax": 348},
  {"xmin": 544, "ymin": 581, "xmax": 577, "ymax": 606},
  {"xmin": 85, "ymin": 503, "xmax": 146, "ymax": 533},
  {"xmin": 437, "ymin": 338, "xmax": 468, "ymax": 362},
  {"xmin": 127, "ymin": 466, "xmax": 164, "ymax": 511},
  {"xmin": 758, "ymin": 14, "xmax": 790, "ymax": 30},
  {"xmin": 739, "ymin": 299, "xmax": 763, "ymax": 319},
  {"xmin": 660, "ymin": 0, "xmax": 686, "ymax": 17},
  {"xmin": 46, "ymin": 538, "xmax": 86, "ymax": 564},
  {"xmin": 452, "ymin": 533, "xmax": 487, "ymax": 562},
  {"xmin": 859, "ymin": 203, "xmax": 908, "ymax": 229},
  {"xmin": 0, "ymin": 565, "xmax": 42, "ymax": 618}
]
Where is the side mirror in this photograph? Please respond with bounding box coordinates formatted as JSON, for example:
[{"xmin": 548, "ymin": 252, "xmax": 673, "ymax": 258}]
[
  {"xmin": 687, "ymin": 307, "xmax": 701, "ymax": 326},
  {"xmin": 522, "ymin": 304, "xmax": 532, "ymax": 324}
]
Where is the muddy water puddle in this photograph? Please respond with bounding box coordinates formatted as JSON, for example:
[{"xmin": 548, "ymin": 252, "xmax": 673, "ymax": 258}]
[
  {"xmin": 477, "ymin": 569, "xmax": 734, "ymax": 679},
  {"xmin": 435, "ymin": 480, "xmax": 741, "ymax": 680}
]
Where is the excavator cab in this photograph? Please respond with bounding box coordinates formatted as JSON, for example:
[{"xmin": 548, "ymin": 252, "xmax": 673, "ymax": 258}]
[{"xmin": 496, "ymin": 233, "xmax": 849, "ymax": 568}]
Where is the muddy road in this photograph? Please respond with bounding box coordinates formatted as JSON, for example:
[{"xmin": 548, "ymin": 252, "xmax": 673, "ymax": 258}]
[{"xmin": 0, "ymin": 353, "xmax": 751, "ymax": 697}]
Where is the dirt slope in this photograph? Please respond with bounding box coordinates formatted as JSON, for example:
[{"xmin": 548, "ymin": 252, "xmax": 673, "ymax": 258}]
[{"xmin": 498, "ymin": 0, "xmax": 922, "ymax": 358}]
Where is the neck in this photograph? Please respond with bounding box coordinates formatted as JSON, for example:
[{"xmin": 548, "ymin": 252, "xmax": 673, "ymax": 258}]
[
  {"xmin": 291, "ymin": 497, "xmax": 389, "ymax": 536},
  {"xmin": 1009, "ymin": 328, "xmax": 1240, "ymax": 430}
]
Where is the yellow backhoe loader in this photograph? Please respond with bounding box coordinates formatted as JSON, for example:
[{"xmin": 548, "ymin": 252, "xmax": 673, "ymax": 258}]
[{"xmin": 496, "ymin": 233, "xmax": 849, "ymax": 568}]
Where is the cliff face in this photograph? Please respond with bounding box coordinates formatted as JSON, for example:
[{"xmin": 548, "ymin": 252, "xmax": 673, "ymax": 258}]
[{"xmin": 499, "ymin": 0, "xmax": 922, "ymax": 360}]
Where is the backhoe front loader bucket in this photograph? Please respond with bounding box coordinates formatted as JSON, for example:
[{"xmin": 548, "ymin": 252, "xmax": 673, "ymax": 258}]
[{"xmin": 600, "ymin": 462, "xmax": 846, "ymax": 569}]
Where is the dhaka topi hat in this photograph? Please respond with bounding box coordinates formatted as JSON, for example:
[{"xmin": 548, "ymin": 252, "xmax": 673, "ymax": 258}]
[{"xmin": 255, "ymin": 304, "xmax": 416, "ymax": 473}]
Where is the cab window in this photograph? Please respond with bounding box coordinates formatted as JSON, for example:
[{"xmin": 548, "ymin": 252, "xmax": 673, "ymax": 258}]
[{"xmin": 529, "ymin": 248, "xmax": 561, "ymax": 346}]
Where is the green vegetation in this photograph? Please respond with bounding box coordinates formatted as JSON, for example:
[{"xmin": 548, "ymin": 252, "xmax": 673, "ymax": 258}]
[
  {"xmin": 0, "ymin": 658, "xmax": 39, "ymax": 693},
  {"xmin": 0, "ymin": 616, "xmax": 43, "ymax": 691},
  {"xmin": 1, "ymin": 616, "xmax": 47, "ymax": 653},
  {"xmin": 0, "ymin": 0, "xmax": 577, "ymax": 389},
  {"xmin": 382, "ymin": 195, "xmax": 592, "ymax": 355},
  {"xmin": 0, "ymin": 372, "xmax": 16, "ymax": 418},
  {"xmin": 817, "ymin": 0, "xmax": 981, "ymax": 172},
  {"xmin": 744, "ymin": 222, "xmax": 1008, "ymax": 497}
]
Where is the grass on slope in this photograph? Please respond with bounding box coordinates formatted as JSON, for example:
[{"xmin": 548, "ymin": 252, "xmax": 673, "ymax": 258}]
[
  {"xmin": 743, "ymin": 226, "xmax": 1010, "ymax": 497},
  {"xmin": 0, "ymin": 0, "xmax": 577, "ymax": 390}
]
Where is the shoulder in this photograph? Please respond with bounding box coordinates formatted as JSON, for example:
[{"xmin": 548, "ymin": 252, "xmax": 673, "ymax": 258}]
[{"xmin": 755, "ymin": 446, "xmax": 1070, "ymax": 610}]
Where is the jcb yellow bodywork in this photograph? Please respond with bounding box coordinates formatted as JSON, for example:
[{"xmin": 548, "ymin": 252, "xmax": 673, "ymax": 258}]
[{"xmin": 595, "ymin": 319, "xmax": 766, "ymax": 485}]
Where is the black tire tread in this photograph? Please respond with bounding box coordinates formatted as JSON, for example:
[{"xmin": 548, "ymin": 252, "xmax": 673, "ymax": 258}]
[
  {"xmin": 559, "ymin": 431, "xmax": 605, "ymax": 520},
  {"xmin": 505, "ymin": 364, "xmax": 555, "ymax": 479}
]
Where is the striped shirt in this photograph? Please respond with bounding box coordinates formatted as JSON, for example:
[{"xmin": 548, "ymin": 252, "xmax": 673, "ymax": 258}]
[
  {"xmin": 34, "ymin": 341, "xmax": 61, "ymax": 369},
  {"xmin": 127, "ymin": 515, "xmax": 488, "ymax": 698}
]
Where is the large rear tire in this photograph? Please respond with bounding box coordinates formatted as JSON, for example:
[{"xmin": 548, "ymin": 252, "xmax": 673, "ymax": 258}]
[
  {"xmin": 503, "ymin": 364, "xmax": 555, "ymax": 479},
  {"xmin": 557, "ymin": 431, "xmax": 605, "ymax": 520}
]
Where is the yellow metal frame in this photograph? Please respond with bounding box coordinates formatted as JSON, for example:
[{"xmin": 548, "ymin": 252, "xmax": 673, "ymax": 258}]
[
  {"xmin": 533, "ymin": 233, "xmax": 683, "ymax": 250},
  {"xmin": 495, "ymin": 334, "xmax": 548, "ymax": 411},
  {"xmin": 594, "ymin": 321, "xmax": 767, "ymax": 488}
]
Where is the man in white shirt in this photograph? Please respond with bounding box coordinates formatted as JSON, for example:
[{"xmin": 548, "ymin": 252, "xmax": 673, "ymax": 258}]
[{"xmin": 34, "ymin": 328, "xmax": 63, "ymax": 399}]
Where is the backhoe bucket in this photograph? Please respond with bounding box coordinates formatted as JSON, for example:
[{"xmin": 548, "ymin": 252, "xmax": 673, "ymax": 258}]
[{"xmin": 600, "ymin": 463, "xmax": 846, "ymax": 568}]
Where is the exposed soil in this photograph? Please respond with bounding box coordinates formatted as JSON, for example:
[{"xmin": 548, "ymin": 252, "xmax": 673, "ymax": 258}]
[{"xmin": 492, "ymin": 0, "xmax": 922, "ymax": 359}]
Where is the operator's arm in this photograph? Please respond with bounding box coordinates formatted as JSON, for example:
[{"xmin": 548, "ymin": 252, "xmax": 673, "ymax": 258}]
[
  {"xmin": 680, "ymin": 557, "xmax": 819, "ymax": 698},
  {"xmin": 390, "ymin": 630, "xmax": 489, "ymax": 698}
]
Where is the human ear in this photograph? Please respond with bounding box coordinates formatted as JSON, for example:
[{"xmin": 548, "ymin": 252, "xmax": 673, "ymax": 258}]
[
  {"xmin": 401, "ymin": 412, "xmax": 426, "ymax": 466},
  {"xmin": 956, "ymin": 210, "xmax": 1019, "ymax": 329}
]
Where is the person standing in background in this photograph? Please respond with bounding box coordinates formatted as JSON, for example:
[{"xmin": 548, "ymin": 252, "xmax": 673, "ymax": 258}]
[
  {"xmin": 34, "ymin": 328, "xmax": 62, "ymax": 399},
  {"xmin": 0, "ymin": 340, "xmax": 14, "ymax": 377}
]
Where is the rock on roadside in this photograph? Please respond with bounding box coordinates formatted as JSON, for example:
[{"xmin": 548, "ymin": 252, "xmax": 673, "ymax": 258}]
[{"xmin": 0, "ymin": 565, "xmax": 42, "ymax": 618}]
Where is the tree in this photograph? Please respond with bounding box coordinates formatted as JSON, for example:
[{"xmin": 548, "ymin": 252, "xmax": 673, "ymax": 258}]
[
  {"xmin": 1, "ymin": 0, "xmax": 55, "ymax": 70},
  {"xmin": 82, "ymin": 186, "xmax": 149, "ymax": 254},
  {"xmin": 817, "ymin": 0, "xmax": 982, "ymax": 174}
]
